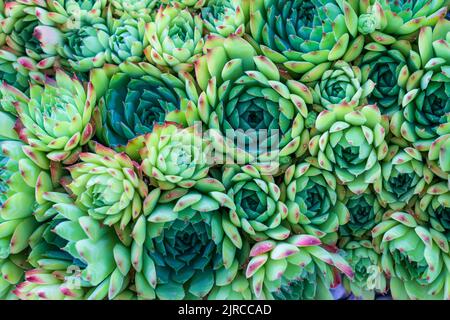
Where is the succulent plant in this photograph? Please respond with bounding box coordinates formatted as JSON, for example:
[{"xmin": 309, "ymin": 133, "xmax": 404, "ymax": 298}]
[
  {"xmin": 0, "ymin": 47, "xmax": 33, "ymax": 91},
  {"xmin": 91, "ymin": 62, "xmax": 192, "ymax": 150},
  {"xmin": 106, "ymin": 17, "xmax": 146, "ymax": 65},
  {"xmin": 67, "ymin": 142, "xmax": 148, "ymax": 228},
  {"xmin": 359, "ymin": 39, "xmax": 414, "ymax": 115},
  {"xmin": 144, "ymin": 5, "xmax": 204, "ymax": 72},
  {"xmin": 280, "ymin": 162, "xmax": 349, "ymax": 245},
  {"xmin": 141, "ymin": 178, "xmax": 246, "ymax": 299},
  {"xmin": 249, "ymin": 0, "xmax": 368, "ymax": 77},
  {"xmin": 339, "ymin": 189, "xmax": 383, "ymax": 239},
  {"xmin": 390, "ymin": 19, "xmax": 450, "ymax": 151},
  {"xmin": 10, "ymin": 218, "xmax": 90, "ymax": 300},
  {"xmin": 416, "ymin": 181, "xmax": 450, "ymax": 240},
  {"xmin": 201, "ymin": 0, "xmax": 249, "ymax": 37},
  {"xmin": 309, "ymin": 60, "xmax": 375, "ymax": 108},
  {"xmin": 50, "ymin": 16, "xmax": 109, "ymax": 72},
  {"xmin": 0, "ymin": 138, "xmax": 58, "ymax": 298},
  {"xmin": 48, "ymin": 195, "xmax": 140, "ymax": 300},
  {"xmin": 0, "ymin": 69, "xmax": 96, "ymax": 163},
  {"xmin": 109, "ymin": 0, "xmax": 159, "ymax": 21},
  {"xmin": 0, "ymin": 0, "xmax": 56, "ymax": 89},
  {"xmin": 374, "ymin": 145, "xmax": 434, "ymax": 210},
  {"xmin": 1, "ymin": 0, "xmax": 450, "ymax": 302},
  {"xmin": 31, "ymin": 0, "xmax": 106, "ymax": 27},
  {"xmin": 377, "ymin": 0, "xmax": 448, "ymax": 36},
  {"xmin": 140, "ymin": 123, "xmax": 213, "ymax": 190},
  {"xmin": 219, "ymin": 164, "xmax": 290, "ymax": 241},
  {"xmin": 309, "ymin": 103, "xmax": 389, "ymax": 195},
  {"xmin": 189, "ymin": 35, "xmax": 311, "ymax": 166},
  {"xmin": 245, "ymin": 234, "xmax": 354, "ymax": 298},
  {"xmin": 339, "ymin": 239, "xmax": 387, "ymax": 300},
  {"xmin": 372, "ymin": 211, "xmax": 450, "ymax": 300}
]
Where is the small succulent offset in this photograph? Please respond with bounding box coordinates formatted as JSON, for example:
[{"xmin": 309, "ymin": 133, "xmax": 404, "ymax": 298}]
[{"xmin": 1, "ymin": 0, "xmax": 450, "ymax": 301}]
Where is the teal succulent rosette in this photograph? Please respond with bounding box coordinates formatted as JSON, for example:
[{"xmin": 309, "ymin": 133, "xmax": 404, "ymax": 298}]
[
  {"xmin": 92, "ymin": 62, "xmax": 192, "ymax": 149},
  {"xmin": 186, "ymin": 35, "xmax": 312, "ymax": 167}
]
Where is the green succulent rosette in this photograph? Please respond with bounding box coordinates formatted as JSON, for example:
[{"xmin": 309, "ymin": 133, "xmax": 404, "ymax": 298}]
[
  {"xmin": 187, "ymin": 35, "xmax": 311, "ymax": 166},
  {"xmin": 48, "ymin": 199, "xmax": 139, "ymax": 299},
  {"xmin": 91, "ymin": 62, "xmax": 192, "ymax": 150},
  {"xmin": 245, "ymin": 235, "xmax": 354, "ymax": 298},
  {"xmin": 44, "ymin": 15, "xmax": 147, "ymax": 72},
  {"xmin": 106, "ymin": 16, "xmax": 146, "ymax": 65},
  {"xmin": 339, "ymin": 188, "xmax": 383, "ymax": 239},
  {"xmin": 1, "ymin": 202, "xmax": 84, "ymax": 300},
  {"xmin": 219, "ymin": 164, "xmax": 290, "ymax": 241},
  {"xmin": 142, "ymin": 178, "xmax": 248, "ymax": 299},
  {"xmin": 372, "ymin": 211, "xmax": 450, "ymax": 300},
  {"xmin": 390, "ymin": 19, "xmax": 450, "ymax": 151},
  {"xmin": 0, "ymin": 1, "xmax": 57, "ymax": 89},
  {"xmin": 280, "ymin": 162, "xmax": 349, "ymax": 245},
  {"xmin": 249, "ymin": 0, "xmax": 371, "ymax": 77},
  {"xmin": 28, "ymin": 0, "xmax": 106, "ymax": 27},
  {"xmin": 377, "ymin": 0, "xmax": 448, "ymax": 36},
  {"xmin": 144, "ymin": 5, "xmax": 204, "ymax": 72},
  {"xmin": 309, "ymin": 60, "xmax": 375, "ymax": 108},
  {"xmin": 0, "ymin": 69, "xmax": 96, "ymax": 163},
  {"xmin": 0, "ymin": 140, "xmax": 55, "ymax": 258},
  {"xmin": 67, "ymin": 142, "xmax": 148, "ymax": 228},
  {"xmin": 48, "ymin": 16, "xmax": 109, "ymax": 72},
  {"xmin": 374, "ymin": 145, "xmax": 434, "ymax": 210},
  {"xmin": 309, "ymin": 103, "xmax": 389, "ymax": 195},
  {"xmin": 9, "ymin": 217, "xmax": 93, "ymax": 300},
  {"xmin": 359, "ymin": 39, "xmax": 416, "ymax": 115},
  {"xmin": 416, "ymin": 181, "xmax": 450, "ymax": 240},
  {"xmin": 0, "ymin": 139, "xmax": 58, "ymax": 298},
  {"xmin": 109, "ymin": 0, "xmax": 159, "ymax": 21},
  {"xmin": 20, "ymin": 0, "xmax": 108, "ymax": 73},
  {"xmin": 201, "ymin": 0, "xmax": 249, "ymax": 37},
  {"xmin": 139, "ymin": 123, "xmax": 213, "ymax": 190},
  {"xmin": 339, "ymin": 239, "xmax": 387, "ymax": 300}
]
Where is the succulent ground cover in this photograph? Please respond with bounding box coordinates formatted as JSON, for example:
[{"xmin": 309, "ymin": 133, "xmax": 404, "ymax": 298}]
[{"xmin": 0, "ymin": 0, "xmax": 450, "ymax": 300}]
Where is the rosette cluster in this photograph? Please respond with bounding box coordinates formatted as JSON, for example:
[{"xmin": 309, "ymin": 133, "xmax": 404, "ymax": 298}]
[{"xmin": 0, "ymin": 0, "xmax": 450, "ymax": 301}]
